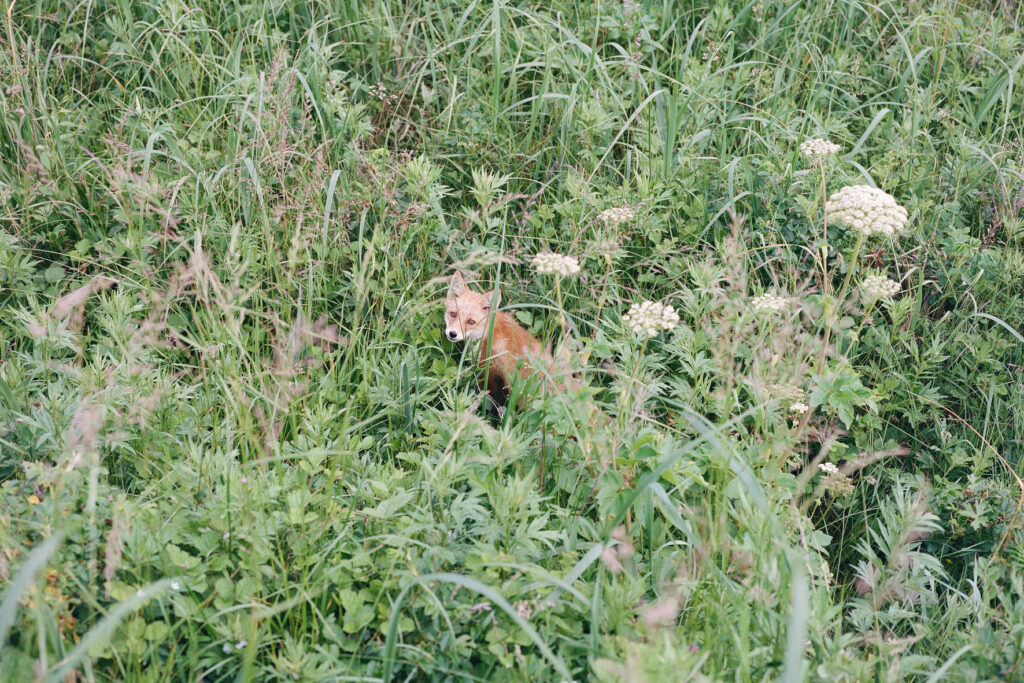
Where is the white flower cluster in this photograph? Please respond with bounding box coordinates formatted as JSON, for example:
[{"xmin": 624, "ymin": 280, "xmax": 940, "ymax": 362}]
[
  {"xmin": 531, "ymin": 252, "xmax": 581, "ymax": 277},
  {"xmin": 623, "ymin": 301, "xmax": 679, "ymax": 338},
  {"xmin": 789, "ymin": 401, "xmax": 809, "ymax": 415},
  {"xmin": 751, "ymin": 293, "xmax": 788, "ymax": 313},
  {"xmin": 860, "ymin": 274, "xmax": 901, "ymax": 304},
  {"xmin": 599, "ymin": 207, "xmax": 636, "ymax": 226},
  {"xmin": 818, "ymin": 462, "xmax": 840, "ymax": 475},
  {"xmin": 825, "ymin": 185, "xmax": 908, "ymax": 238},
  {"xmin": 800, "ymin": 138, "xmax": 840, "ymax": 160}
]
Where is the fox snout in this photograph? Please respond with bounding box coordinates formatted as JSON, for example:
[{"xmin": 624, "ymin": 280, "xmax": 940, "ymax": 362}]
[{"xmin": 446, "ymin": 327, "xmax": 464, "ymax": 342}]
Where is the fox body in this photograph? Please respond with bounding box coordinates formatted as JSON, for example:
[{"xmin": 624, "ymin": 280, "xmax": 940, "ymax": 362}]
[{"xmin": 445, "ymin": 271, "xmax": 557, "ymax": 403}]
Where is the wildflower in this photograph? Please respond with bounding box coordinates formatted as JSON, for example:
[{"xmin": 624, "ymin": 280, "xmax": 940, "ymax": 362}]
[
  {"xmin": 171, "ymin": 581, "xmax": 181, "ymax": 591},
  {"xmin": 825, "ymin": 185, "xmax": 908, "ymax": 238},
  {"xmin": 531, "ymin": 252, "xmax": 581, "ymax": 278},
  {"xmin": 598, "ymin": 206, "xmax": 636, "ymax": 226},
  {"xmin": 751, "ymin": 293, "xmax": 788, "ymax": 313},
  {"xmin": 789, "ymin": 401, "xmax": 809, "ymax": 415},
  {"xmin": 823, "ymin": 473, "xmax": 855, "ymax": 497},
  {"xmin": 772, "ymin": 384, "xmax": 805, "ymax": 402},
  {"xmin": 860, "ymin": 274, "xmax": 901, "ymax": 304},
  {"xmin": 800, "ymin": 138, "xmax": 840, "ymax": 161},
  {"xmin": 622, "ymin": 301, "xmax": 679, "ymax": 338},
  {"xmin": 590, "ymin": 237, "xmax": 621, "ymax": 260},
  {"xmin": 515, "ymin": 600, "xmax": 533, "ymax": 620},
  {"xmin": 818, "ymin": 462, "xmax": 840, "ymax": 475},
  {"xmin": 235, "ymin": 640, "xmax": 247, "ymax": 650}
]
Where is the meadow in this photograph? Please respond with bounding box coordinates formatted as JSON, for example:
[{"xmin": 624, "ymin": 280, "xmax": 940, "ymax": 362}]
[{"xmin": 1, "ymin": 0, "xmax": 1023, "ymax": 680}]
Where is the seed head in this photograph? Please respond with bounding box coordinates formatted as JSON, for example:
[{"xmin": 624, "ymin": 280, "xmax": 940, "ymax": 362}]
[
  {"xmin": 825, "ymin": 185, "xmax": 908, "ymax": 238},
  {"xmin": 623, "ymin": 301, "xmax": 679, "ymax": 338},
  {"xmin": 531, "ymin": 252, "xmax": 581, "ymax": 277}
]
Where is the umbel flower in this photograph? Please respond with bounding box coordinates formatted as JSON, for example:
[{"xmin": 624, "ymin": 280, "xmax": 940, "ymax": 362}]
[
  {"xmin": 800, "ymin": 138, "xmax": 840, "ymax": 161},
  {"xmin": 599, "ymin": 207, "xmax": 636, "ymax": 226},
  {"xmin": 751, "ymin": 293, "xmax": 788, "ymax": 313},
  {"xmin": 531, "ymin": 252, "xmax": 581, "ymax": 277},
  {"xmin": 825, "ymin": 185, "xmax": 908, "ymax": 238},
  {"xmin": 623, "ymin": 301, "xmax": 679, "ymax": 338},
  {"xmin": 860, "ymin": 274, "xmax": 901, "ymax": 304}
]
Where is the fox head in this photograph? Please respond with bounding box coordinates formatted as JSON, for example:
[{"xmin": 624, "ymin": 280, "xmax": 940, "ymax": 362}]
[{"xmin": 444, "ymin": 270, "xmax": 500, "ymax": 342}]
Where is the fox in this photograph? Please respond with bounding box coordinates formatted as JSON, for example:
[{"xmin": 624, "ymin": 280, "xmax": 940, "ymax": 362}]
[{"xmin": 444, "ymin": 270, "xmax": 568, "ymax": 408}]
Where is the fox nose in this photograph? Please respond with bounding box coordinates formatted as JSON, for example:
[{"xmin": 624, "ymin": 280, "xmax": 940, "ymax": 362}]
[{"xmin": 447, "ymin": 329, "xmax": 457, "ymax": 340}]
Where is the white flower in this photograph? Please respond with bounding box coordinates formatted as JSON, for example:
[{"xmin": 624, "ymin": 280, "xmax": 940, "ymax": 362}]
[
  {"xmin": 170, "ymin": 581, "xmax": 181, "ymax": 591},
  {"xmin": 235, "ymin": 640, "xmax": 247, "ymax": 650},
  {"xmin": 800, "ymin": 138, "xmax": 840, "ymax": 161},
  {"xmin": 751, "ymin": 293, "xmax": 788, "ymax": 313},
  {"xmin": 860, "ymin": 274, "xmax": 901, "ymax": 304},
  {"xmin": 818, "ymin": 462, "xmax": 840, "ymax": 475},
  {"xmin": 531, "ymin": 252, "xmax": 581, "ymax": 277},
  {"xmin": 825, "ymin": 185, "xmax": 908, "ymax": 238},
  {"xmin": 789, "ymin": 402, "xmax": 809, "ymax": 415},
  {"xmin": 623, "ymin": 301, "xmax": 679, "ymax": 338},
  {"xmin": 598, "ymin": 207, "xmax": 636, "ymax": 226}
]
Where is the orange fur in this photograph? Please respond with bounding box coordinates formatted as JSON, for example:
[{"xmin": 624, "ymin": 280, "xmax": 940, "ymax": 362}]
[{"xmin": 444, "ymin": 271, "xmax": 563, "ymax": 403}]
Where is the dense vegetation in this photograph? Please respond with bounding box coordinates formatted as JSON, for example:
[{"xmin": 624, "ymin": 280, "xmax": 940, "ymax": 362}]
[{"xmin": 2, "ymin": 0, "xmax": 1023, "ymax": 680}]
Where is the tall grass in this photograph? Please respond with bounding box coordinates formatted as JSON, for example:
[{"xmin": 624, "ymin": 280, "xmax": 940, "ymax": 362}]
[{"xmin": 1, "ymin": 0, "xmax": 1023, "ymax": 680}]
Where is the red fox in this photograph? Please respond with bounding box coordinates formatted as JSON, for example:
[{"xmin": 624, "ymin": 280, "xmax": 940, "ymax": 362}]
[{"xmin": 445, "ymin": 270, "xmax": 567, "ymax": 406}]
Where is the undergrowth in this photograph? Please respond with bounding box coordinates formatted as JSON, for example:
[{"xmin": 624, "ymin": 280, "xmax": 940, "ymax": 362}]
[{"xmin": 1, "ymin": 0, "xmax": 1023, "ymax": 680}]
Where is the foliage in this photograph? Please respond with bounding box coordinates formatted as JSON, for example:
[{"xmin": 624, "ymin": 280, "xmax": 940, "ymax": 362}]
[{"xmin": 1, "ymin": 0, "xmax": 1023, "ymax": 680}]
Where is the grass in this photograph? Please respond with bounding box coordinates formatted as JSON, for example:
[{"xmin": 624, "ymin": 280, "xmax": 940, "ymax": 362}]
[{"xmin": 1, "ymin": 0, "xmax": 1023, "ymax": 680}]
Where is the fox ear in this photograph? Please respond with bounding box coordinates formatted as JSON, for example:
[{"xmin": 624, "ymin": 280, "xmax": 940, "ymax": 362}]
[
  {"xmin": 450, "ymin": 270, "xmax": 466, "ymax": 295},
  {"xmin": 481, "ymin": 288, "xmax": 501, "ymax": 310}
]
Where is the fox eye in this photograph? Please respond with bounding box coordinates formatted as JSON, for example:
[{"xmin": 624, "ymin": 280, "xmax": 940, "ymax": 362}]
[
  {"xmin": 449, "ymin": 311, "xmax": 456, "ymax": 319},
  {"xmin": 467, "ymin": 319, "xmax": 476, "ymax": 326}
]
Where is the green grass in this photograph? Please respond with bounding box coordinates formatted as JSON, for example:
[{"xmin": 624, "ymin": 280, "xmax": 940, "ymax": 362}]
[{"xmin": 1, "ymin": 0, "xmax": 1023, "ymax": 680}]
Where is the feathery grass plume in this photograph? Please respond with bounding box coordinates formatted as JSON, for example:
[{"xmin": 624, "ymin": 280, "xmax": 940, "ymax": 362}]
[
  {"xmin": 860, "ymin": 274, "xmax": 901, "ymax": 304},
  {"xmin": 531, "ymin": 252, "xmax": 581, "ymax": 277},
  {"xmin": 800, "ymin": 138, "xmax": 840, "ymax": 161},
  {"xmin": 750, "ymin": 293, "xmax": 788, "ymax": 313},
  {"xmin": 598, "ymin": 206, "xmax": 636, "ymax": 226},
  {"xmin": 622, "ymin": 301, "xmax": 679, "ymax": 337},
  {"xmin": 824, "ymin": 185, "xmax": 908, "ymax": 238}
]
